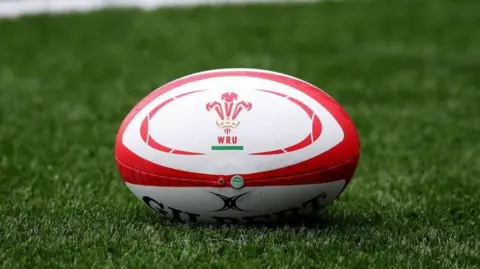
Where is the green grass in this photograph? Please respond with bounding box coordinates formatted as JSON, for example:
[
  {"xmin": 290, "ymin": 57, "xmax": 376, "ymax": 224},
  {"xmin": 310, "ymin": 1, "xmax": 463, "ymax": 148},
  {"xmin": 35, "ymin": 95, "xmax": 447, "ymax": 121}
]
[{"xmin": 1, "ymin": 0, "xmax": 480, "ymax": 268}]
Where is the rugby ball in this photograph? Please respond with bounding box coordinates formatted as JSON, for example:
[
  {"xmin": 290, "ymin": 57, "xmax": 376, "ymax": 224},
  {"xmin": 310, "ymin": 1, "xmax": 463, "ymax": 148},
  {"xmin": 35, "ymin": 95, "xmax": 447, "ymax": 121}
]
[{"xmin": 115, "ymin": 68, "xmax": 360, "ymax": 224}]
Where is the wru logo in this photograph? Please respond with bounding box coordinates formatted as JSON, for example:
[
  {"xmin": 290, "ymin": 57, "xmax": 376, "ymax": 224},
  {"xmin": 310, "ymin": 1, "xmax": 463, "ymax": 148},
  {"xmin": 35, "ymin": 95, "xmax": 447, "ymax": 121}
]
[{"xmin": 206, "ymin": 92, "xmax": 252, "ymax": 134}]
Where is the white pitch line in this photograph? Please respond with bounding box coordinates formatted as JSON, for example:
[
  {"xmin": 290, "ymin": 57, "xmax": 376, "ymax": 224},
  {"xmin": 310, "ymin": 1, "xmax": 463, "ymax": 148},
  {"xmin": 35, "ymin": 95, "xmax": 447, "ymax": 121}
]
[{"xmin": 0, "ymin": 0, "xmax": 319, "ymax": 19}]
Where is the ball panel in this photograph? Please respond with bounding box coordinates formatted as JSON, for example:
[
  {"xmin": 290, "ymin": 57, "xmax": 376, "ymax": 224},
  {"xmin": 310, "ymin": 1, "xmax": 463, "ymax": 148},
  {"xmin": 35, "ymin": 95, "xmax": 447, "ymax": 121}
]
[
  {"xmin": 115, "ymin": 69, "xmax": 359, "ymax": 181},
  {"xmin": 126, "ymin": 179, "xmax": 347, "ymax": 224},
  {"xmin": 119, "ymin": 75, "xmax": 346, "ymax": 175}
]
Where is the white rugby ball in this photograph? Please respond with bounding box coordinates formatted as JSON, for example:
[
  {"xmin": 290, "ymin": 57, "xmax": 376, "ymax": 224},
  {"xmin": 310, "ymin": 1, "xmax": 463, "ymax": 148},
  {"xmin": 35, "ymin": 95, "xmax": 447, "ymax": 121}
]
[{"xmin": 115, "ymin": 68, "xmax": 360, "ymax": 224}]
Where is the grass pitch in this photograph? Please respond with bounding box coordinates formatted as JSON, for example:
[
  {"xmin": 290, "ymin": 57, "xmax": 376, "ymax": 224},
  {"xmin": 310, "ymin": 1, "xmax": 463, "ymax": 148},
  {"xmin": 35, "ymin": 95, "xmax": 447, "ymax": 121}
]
[{"xmin": 1, "ymin": 0, "xmax": 480, "ymax": 268}]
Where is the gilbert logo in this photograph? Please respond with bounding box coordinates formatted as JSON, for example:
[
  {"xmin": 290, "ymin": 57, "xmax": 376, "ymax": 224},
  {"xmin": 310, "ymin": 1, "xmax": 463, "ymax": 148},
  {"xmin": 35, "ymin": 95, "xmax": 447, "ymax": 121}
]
[
  {"xmin": 206, "ymin": 92, "xmax": 252, "ymax": 151},
  {"xmin": 206, "ymin": 191, "xmax": 251, "ymax": 212}
]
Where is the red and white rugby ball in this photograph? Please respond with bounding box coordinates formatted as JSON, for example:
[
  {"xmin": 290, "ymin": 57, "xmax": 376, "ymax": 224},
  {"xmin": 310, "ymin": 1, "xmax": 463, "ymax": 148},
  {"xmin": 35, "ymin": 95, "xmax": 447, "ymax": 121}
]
[{"xmin": 115, "ymin": 68, "xmax": 360, "ymax": 224}]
